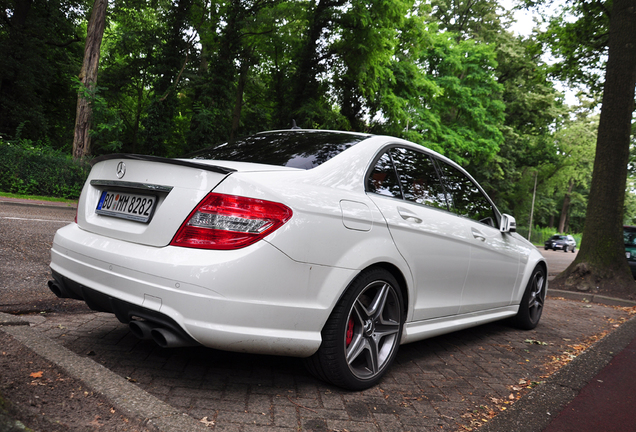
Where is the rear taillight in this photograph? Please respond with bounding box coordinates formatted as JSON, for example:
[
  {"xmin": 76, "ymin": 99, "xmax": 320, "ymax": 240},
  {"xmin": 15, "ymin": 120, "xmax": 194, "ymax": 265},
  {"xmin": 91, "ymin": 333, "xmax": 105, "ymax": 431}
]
[{"xmin": 170, "ymin": 193, "xmax": 293, "ymax": 250}]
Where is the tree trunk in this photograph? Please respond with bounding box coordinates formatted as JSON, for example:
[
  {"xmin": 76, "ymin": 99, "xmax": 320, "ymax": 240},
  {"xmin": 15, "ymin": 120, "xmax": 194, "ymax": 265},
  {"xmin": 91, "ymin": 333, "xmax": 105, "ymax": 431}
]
[
  {"xmin": 558, "ymin": 179, "xmax": 574, "ymax": 233},
  {"xmin": 72, "ymin": 0, "xmax": 107, "ymax": 160},
  {"xmin": 230, "ymin": 59, "xmax": 249, "ymax": 142},
  {"xmin": 554, "ymin": 0, "xmax": 636, "ymax": 296}
]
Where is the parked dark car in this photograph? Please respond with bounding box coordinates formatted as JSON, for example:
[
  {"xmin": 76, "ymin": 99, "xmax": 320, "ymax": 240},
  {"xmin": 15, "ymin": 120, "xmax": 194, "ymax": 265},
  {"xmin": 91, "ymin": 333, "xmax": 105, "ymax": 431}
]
[
  {"xmin": 624, "ymin": 226, "xmax": 636, "ymax": 277},
  {"xmin": 544, "ymin": 234, "xmax": 576, "ymax": 252}
]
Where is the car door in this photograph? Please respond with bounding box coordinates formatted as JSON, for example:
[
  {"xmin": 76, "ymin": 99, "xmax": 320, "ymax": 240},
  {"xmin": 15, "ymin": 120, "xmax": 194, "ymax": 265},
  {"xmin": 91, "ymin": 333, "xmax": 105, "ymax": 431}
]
[
  {"xmin": 366, "ymin": 147, "xmax": 471, "ymax": 320},
  {"xmin": 434, "ymin": 159, "xmax": 521, "ymax": 313}
]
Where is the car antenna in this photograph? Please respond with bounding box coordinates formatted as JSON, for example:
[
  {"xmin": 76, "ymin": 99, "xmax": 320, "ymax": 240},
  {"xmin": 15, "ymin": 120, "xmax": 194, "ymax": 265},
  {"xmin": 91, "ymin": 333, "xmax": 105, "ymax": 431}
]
[{"xmin": 291, "ymin": 119, "xmax": 301, "ymax": 130}]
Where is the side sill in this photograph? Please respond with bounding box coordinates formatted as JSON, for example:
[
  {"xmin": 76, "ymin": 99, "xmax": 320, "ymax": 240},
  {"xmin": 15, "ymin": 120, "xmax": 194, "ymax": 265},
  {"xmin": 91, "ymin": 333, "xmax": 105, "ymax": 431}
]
[{"xmin": 401, "ymin": 306, "xmax": 519, "ymax": 344}]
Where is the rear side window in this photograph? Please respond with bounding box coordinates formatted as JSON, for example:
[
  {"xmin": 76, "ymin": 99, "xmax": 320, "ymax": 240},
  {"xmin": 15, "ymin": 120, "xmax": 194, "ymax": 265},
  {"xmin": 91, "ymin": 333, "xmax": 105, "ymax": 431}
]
[
  {"xmin": 367, "ymin": 152, "xmax": 402, "ymax": 198},
  {"xmin": 367, "ymin": 147, "xmax": 448, "ymax": 211},
  {"xmin": 187, "ymin": 130, "xmax": 370, "ymax": 169}
]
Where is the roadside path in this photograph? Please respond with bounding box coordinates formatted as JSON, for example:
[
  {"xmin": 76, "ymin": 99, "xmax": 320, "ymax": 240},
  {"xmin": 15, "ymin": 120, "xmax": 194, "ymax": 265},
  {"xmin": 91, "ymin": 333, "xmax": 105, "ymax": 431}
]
[
  {"xmin": 2, "ymin": 196, "xmax": 636, "ymax": 431},
  {"xmin": 4, "ymin": 295, "xmax": 632, "ymax": 432}
]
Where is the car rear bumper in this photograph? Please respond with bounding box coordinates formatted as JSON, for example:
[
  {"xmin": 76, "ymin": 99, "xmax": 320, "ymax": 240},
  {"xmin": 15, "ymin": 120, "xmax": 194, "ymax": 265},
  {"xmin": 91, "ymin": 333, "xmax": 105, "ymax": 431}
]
[{"xmin": 50, "ymin": 224, "xmax": 355, "ymax": 357}]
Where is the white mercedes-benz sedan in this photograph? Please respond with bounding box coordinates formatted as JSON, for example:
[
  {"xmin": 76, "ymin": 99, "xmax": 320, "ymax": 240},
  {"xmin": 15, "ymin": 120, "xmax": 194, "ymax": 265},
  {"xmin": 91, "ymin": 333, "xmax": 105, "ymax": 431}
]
[{"xmin": 49, "ymin": 130, "xmax": 547, "ymax": 390}]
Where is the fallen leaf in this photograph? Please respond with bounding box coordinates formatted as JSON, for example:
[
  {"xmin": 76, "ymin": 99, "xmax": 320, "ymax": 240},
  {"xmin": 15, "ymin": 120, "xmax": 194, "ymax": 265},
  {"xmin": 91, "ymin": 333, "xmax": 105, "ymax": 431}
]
[
  {"xmin": 200, "ymin": 417, "xmax": 215, "ymax": 427},
  {"xmin": 30, "ymin": 371, "xmax": 43, "ymax": 378},
  {"xmin": 524, "ymin": 339, "xmax": 547, "ymax": 345},
  {"xmin": 88, "ymin": 415, "xmax": 103, "ymax": 427}
]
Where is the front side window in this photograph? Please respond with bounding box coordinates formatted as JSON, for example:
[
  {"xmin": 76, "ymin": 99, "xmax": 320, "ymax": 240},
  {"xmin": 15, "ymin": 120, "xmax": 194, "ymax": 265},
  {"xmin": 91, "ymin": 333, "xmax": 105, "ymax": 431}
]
[
  {"xmin": 389, "ymin": 148, "xmax": 448, "ymax": 210},
  {"xmin": 436, "ymin": 159, "xmax": 497, "ymax": 226}
]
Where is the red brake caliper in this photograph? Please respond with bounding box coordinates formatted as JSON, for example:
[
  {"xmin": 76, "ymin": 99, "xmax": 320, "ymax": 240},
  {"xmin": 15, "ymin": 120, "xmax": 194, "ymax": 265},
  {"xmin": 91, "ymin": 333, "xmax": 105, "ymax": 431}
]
[{"xmin": 346, "ymin": 317, "xmax": 354, "ymax": 346}]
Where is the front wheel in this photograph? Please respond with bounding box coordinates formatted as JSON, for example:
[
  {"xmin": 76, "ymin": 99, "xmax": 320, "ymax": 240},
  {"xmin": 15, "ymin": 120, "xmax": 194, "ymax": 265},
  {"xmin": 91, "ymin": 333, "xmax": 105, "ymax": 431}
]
[
  {"xmin": 510, "ymin": 266, "xmax": 546, "ymax": 330},
  {"xmin": 572, "ymin": 247, "xmax": 576, "ymax": 253},
  {"xmin": 563, "ymin": 246, "xmax": 568, "ymax": 253},
  {"xmin": 304, "ymin": 268, "xmax": 404, "ymax": 390}
]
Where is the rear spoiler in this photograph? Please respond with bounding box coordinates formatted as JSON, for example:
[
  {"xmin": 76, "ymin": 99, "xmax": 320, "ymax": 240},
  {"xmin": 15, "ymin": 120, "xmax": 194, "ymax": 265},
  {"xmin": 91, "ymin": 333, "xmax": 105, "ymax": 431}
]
[{"xmin": 90, "ymin": 153, "xmax": 236, "ymax": 175}]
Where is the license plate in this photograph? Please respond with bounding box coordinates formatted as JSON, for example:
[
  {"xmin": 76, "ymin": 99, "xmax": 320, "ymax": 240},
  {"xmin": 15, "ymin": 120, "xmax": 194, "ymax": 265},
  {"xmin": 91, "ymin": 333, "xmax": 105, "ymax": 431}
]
[{"xmin": 96, "ymin": 191, "xmax": 157, "ymax": 223}]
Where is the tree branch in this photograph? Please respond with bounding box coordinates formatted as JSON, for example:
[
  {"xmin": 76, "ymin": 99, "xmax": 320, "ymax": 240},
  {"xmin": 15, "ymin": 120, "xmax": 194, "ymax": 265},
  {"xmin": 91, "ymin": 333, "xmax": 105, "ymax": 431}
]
[{"xmin": 45, "ymin": 37, "xmax": 82, "ymax": 48}]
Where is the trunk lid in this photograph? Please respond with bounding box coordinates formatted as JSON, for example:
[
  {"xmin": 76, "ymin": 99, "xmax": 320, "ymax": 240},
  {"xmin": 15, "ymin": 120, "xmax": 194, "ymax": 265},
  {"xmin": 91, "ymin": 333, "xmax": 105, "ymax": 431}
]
[{"xmin": 77, "ymin": 156, "xmax": 235, "ymax": 247}]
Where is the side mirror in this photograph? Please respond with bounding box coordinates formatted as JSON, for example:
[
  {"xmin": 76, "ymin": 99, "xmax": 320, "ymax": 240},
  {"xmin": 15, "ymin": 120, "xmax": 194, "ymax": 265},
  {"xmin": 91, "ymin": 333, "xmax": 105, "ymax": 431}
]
[{"xmin": 500, "ymin": 214, "xmax": 516, "ymax": 233}]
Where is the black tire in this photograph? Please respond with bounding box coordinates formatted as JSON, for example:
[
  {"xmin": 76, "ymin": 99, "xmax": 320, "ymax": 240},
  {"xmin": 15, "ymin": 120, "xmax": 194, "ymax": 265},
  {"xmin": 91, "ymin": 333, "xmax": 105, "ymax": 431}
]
[
  {"xmin": 572, "ymin": 247, "xmax": 576, "ymax": 253},
  {"xmin": 544, "ymin": 246, "xmax": 548, "ymax": 250},
  {"xmin": 563, "ymin": 246, "xmax": 568, "ymax": 252},
  {"xmin": 510, "ymin": 266, "xmax": 546, "ymax": 330},
  {"xmin": 304, "ymin": 268, "xmax": 404, "ymax": 390}
]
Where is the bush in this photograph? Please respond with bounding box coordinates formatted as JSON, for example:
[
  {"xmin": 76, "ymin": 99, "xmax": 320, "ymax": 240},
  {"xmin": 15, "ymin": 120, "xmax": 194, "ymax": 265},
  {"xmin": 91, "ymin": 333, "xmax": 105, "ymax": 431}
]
[
  {"xmin": 0, "ymin": 139, "xmax": 89, "ymax": 199},
  {"xmin": 517, "ymin": 225, "xmax": 582, "ymax": 248}
]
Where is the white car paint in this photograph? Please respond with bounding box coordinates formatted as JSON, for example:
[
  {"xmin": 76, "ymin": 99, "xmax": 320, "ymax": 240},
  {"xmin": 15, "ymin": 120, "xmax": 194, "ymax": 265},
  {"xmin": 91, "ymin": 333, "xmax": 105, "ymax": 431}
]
[{"xmin": 50, "ymin": 131, "xmax": 546, "ymax": 363}]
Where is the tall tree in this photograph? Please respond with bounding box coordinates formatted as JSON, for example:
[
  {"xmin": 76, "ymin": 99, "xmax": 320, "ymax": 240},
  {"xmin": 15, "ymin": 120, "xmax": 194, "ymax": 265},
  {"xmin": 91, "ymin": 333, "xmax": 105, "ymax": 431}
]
[
  {"xmin": 72, "ymin": 0, "xmax": 107, "ymax": 159},
  {"xmin": 0, "ymin": 0, "xmax": 83, "ymax": 147},
  {"xmin": 140, "ymin": 0, "xmax": 193, "ymax": 156},
  {"xmin": 551, "ymin": 0, "xmax": 636, "ymax": 295},
  {"xmin": 96, "ymin": 0, "xmax": 163, "ymax": 154}
]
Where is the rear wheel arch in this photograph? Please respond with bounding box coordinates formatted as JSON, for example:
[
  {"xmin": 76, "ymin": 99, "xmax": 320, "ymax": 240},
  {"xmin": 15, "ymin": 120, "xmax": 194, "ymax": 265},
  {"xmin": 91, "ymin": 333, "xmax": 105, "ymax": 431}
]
[
  {"xmin": 305, "ymin": 265, "xmax": 406, "ymax": 389},
  {"xmin": 328, "ymin": 262, "xmax": 410, "ymax": 320},
  {"xmin": 370, "ymin": 262, "xmax": 409, "ymax": 316}
]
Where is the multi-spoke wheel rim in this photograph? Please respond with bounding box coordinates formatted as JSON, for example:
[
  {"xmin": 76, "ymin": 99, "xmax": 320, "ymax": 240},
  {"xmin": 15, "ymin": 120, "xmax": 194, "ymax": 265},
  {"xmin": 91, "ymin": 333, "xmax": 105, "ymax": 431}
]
[
  {"xmin": 344, "ymin": 280, "xmax": 401, "ymax": 380},
  {"xmin": 528, "ymin": 271, "xmax": 545, "ymax": 323}
]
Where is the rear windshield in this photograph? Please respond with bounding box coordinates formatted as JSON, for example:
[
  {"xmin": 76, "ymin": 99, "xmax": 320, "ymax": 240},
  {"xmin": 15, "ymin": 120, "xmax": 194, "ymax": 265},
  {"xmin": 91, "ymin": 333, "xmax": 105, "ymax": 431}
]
[{"xmin": 187, "ymin": 130, "xmax": 370, "ymax": 169}]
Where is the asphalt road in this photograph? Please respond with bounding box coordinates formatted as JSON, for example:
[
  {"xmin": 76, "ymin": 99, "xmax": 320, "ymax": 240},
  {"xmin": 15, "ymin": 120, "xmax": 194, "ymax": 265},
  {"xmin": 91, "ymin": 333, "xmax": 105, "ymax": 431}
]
[
  {"xmin": 0, "ymin": 201, "xmax": 88, "ymax": 314},
  {"xmin": 540, "ymin": 248, "xmax": 578, "ymax": 279}
]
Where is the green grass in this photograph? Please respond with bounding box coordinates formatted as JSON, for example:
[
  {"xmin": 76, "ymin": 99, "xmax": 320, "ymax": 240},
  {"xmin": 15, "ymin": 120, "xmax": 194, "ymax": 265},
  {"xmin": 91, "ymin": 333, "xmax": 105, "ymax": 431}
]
[{"xmin": 0, "ymin": 191, "xmax": 78, "ymax": 205}]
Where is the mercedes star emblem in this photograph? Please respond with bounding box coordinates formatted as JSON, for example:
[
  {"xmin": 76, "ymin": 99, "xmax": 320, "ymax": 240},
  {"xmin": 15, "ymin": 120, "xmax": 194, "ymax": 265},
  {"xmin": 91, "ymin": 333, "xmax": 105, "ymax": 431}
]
[{"xmin": 116, "ymin": 161, "xmax": 126, "ymax": 179}]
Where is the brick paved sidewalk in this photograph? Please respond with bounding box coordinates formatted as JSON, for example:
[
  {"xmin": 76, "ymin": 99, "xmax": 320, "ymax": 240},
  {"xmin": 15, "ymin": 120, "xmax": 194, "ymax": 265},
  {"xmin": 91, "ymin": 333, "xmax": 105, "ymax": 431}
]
[{"xmin": 25, "ymin": 297, "xmax": 633, "ymax": 432}]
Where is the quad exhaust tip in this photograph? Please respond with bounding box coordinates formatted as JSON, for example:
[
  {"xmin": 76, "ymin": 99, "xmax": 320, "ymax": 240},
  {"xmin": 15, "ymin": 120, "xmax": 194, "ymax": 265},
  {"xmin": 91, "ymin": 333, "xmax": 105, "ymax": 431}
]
[{"xmin": 129, "ymin": 320, "xmax": 198, "ymax": 348}]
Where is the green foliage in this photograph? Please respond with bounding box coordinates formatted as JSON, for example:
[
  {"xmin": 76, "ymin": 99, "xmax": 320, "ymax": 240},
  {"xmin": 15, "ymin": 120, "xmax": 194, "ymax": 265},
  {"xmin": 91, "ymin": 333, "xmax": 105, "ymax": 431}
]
[
  {"xmin": 0, "ymin": 0, "xmax": 609, "ymax": 239},
  {"xmin": 0, "ymin": 138, "xmax": 89, "ymax": 199},
  {"xmin": 538, "ymin": 0, "xmax": 609, "ymax": 95},
  {"xmin": 0, "ymin": 0, "xmax": 85, "ymax": 149}
]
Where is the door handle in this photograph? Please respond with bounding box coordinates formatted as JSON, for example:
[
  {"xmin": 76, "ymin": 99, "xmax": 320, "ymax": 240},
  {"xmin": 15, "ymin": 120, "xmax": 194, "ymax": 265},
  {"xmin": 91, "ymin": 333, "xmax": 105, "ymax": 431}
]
[
  {"xmin": 397, "ymin": 207, "xmax": 422, "ymax": 223},
  {"xmin": 472, "ymin": 228, "xmax": 486, "ymax": 242}
]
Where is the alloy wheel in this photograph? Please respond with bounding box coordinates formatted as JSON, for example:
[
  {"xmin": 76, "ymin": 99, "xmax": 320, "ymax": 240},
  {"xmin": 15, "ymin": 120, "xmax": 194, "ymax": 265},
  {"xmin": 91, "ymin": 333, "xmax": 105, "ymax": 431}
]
[
  {"xmin": 344, "ymin": 281, "xmax": 401, "ymax": 380},
  {"xmin": 527, "ymin": 271, "xmax": 545, "ymax": 324}
]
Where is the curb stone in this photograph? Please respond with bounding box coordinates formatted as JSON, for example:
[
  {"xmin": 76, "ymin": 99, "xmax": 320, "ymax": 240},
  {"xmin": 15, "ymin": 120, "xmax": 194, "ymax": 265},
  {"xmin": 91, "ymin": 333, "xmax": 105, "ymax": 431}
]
[
  {"xmin": 0, "ymin": 197, "xmax": 77, "ymax": 210},
  {"xmin": 0, "ymin": 313, "xmax": 209, "ymax": 432},
  {"xmin": 0, "ymin": 313, "xmax": 30, "ymax": 327},
  {"xmin": 549, "ymin": 289, "xmax": 636, "ymax": 307}
]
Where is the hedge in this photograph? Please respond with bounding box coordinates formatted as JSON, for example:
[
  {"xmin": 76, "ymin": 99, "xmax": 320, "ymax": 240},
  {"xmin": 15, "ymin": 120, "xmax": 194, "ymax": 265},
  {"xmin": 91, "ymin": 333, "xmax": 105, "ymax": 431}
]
[{"xmin": 0, "ymin": 140, "xmax": 90, "ymax": 199}]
